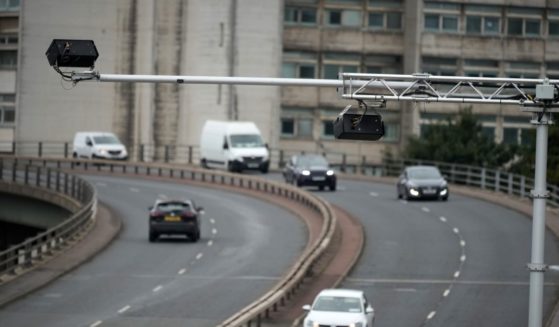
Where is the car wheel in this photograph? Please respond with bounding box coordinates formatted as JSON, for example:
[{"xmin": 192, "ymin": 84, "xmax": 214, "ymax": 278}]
[
  {"xmin": 318, "ymin": 185, "xmax": 325, "ymax": 191},
  {"xmin": 442, "ymin": 196, "xmax": 449, "ymax": 201},
  {"xmin": 190, "ymin": 230, "xmax": 200, "ymax": 242},
  {"xmin": 402, "ymin": 189, "xmax": 410, "ymax": 201},
  {"xmin": 201, "ymin": 158, "xmax": 208, "ymax": 169},
  {"xmin": 149, "ymin": 232, "xmax": 158, "ymax": 242},
  {"xmin": 260, "ymin": 166, "xmax": 269, "ymax": 174},
  {"xmin": 329, "ymin": 182, "xmax": 336, "ymax": 191},
  {"xmin": 397, "ymin": 187, "xmax": 402, "ymax": 199}
]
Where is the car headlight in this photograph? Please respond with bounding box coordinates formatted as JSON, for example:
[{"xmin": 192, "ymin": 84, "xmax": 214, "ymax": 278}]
[
  {"xmin": 440, "ymin": 180, "xmax": 448, "ymax": 187},
  {"xmin": 409, "ymin": 188, "xmax": 420, "ymax": 196},
  {"xmin": 98, "ymin": 149, "xmax": 107, "ymax": 155},
  {"xmin": 326, "ymin": 170, "xmax": 335, "ymax": 176},
  {"xmin": 301, "ymin": 170, "xmax": 311, "ymax": 176},
  {"xmin": 305, "ymin": 319, "xmax": 315, "ymax": 327}
]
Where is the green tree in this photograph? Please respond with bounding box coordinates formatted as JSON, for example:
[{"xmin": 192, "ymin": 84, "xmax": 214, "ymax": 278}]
[
  {"xmin": 404, "ymin": 108, "xmax": 517, "ymax": 167},
  {"xmin": 509, "ymin": 122, "xmax": 559, "ymax": 185}
]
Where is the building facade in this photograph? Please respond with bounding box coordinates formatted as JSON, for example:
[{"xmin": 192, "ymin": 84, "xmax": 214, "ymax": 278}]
[{"xmin": 2, "ymin": 0, "xmax": 558, "ymax": 163}]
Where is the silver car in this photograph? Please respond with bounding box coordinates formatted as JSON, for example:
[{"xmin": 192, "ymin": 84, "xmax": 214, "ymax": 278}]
[{"xmin": 397, "ymin": 165, "xmax": 449, "ymax": 201}]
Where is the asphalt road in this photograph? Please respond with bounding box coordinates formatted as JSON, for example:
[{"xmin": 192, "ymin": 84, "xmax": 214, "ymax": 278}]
[
  {"xmin": 281, "ymin": 174, "xmax": 559, "ymax": 327},
  {"xmin": 0, "ymin": 175, "xmax": 307, "ymax": 327}
]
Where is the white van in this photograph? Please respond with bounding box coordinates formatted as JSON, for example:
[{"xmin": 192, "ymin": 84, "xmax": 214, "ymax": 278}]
[
  {"xmin": 72, "ymin": 131, "xmax": 128, "ymax": 161},
  {"xmin": 199, "ymin": 120, "xmax": 270, "ymax": 173}
]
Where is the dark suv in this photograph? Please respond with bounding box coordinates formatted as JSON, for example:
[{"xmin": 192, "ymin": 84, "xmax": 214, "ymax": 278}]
[
  {"xmin": 283, "ymin": 154, "xmax": 337, "ymax": 191},
  {"xmin": 149, "ymin": 199, "xmax": 203, "ymax": 242}
]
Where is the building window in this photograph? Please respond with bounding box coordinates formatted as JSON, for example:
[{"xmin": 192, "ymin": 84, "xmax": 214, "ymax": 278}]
[
  {"xmin": 281, "ymin": 108, "xmax": 314, "ymax": 139},
  {"xmin": 422, "ymin": 56, "xmax": 457, "ymax": 75},
  {"xmin": 0, "ymin": 94, "xmax": 15, "ymax": 125},
  {"xmin": 464, "ymin": 5, "xmax": 501, "ymax": 35},
  {"xmin": 463, "ymin": 59, "xmax": 499, "ymax": 77},
  {"xmin": 282, "ymin": 51, "xmax": 317, "ymax": 78},
  {"xmin": 322, "ymin": 120, "xmax": 335, "ymax": 138},
  {"xmin": 0, "ymin": 0, "xmax": 19, "ymax": 12},
  {"xmin": 325, "ymin": 9, "xmax": 362, "ymax": 27},
  {"xmin": 365, "ymin": 54, "xmax": 402, "ymax": 74},
  {"xmin": 0, "ymin": 50, "xmax": 16, "ymax": 69},
  {"xmin": 506, "ymin": 8, "xmax": 542, "ymax": 37},
  {"xmin": 367, "ymin": 0, "xmax": 402, "ymax": 30},
  {"xmin": 424, "ymin": 1, "xmax": 460, "ymax": 33},
  {"xmin": 506, "ymin": 61, "xmax": 540, "ymax": 78},
  {"xmin": 322, "ymin": 53, "xmax": 360, "ymax": 79},
  {"xmin": 285, "ymin": 6, "xmax": 317, "ymax": 25}
]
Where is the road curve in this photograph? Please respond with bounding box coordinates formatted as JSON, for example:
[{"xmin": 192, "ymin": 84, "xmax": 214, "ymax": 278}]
[
  {"xmin": 0, "ymin": 175, "xmax": 307, "ymax": 327},
  {"xmin": 306, "ymin": 177, "xmax": 559, "ymax": 327}
]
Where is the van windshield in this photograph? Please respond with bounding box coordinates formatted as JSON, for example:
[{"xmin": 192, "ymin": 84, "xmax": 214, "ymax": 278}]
[
  {"xmin": 230, "ymin": 134, "xmax": 264, "ymax": 148},
  {"xmin": 93, "ymin": 135, "xmax": 121, "ymax": 145}
]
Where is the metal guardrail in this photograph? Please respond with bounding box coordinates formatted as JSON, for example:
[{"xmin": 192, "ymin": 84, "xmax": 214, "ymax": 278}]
[
  {"xmin": 2, "ymin": 141, "xmax": 557, "ymax": 207},
  {"xmin": 0, "ymin": 156, "xmax": 337, "ymax": 327},
  {"xmin": 0, "ymin": 158, "xmax": 97, "ymax": 278}
]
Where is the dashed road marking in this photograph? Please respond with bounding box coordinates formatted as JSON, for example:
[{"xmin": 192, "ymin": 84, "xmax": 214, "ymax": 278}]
[
  {"xmin": 454, "ymin": 271, "xmax": 461, "ymax": 278},
  {"xmin": 460, "ymin": 240, "xmax": 466, "ymax": 247},
  {"xmin": 439, "ymin": 216, "xmax": 447, "ymax": 223},
  {"xmin": 207, "ymin": 240, "xmax": 213, "ymax": 247},
  {"xmin": 196, "ymin": 253, "xmax": 203, "ymax": 260},
  {"xmin": 427, "ymin": 311, "xmax": 436, "ymax": 320},
  {"xmin": 95, "ymin": 182, "xmax": 107, "ymax": 187},
  {"xmin": 118, "ymin": 305, "xmax": 130, "ymax": 314},
  {"xmin": 453, "ymin": 227, "xmax": 460, "ymax": 234},
  {"xmin": 90, "ymin": 321, "xmax": 103, "ymax": 327},
  {"xmin": 460, "ymin": 255, "xmax": 466, "ymax": 262},
  {"xmin": 178, "ymin": 268, "xmax": 186, "ymax": 275},
  {"xmin": 443, "ymin": 289, "xmax": 450, "ymax": 297},
  {"xmin": 212, "ymin": 228, "xmax": 217, "ymax": 235},
  {"xmin": 209, "ymin": 218, "xmax": 216, "ymax": 224},
  {"xmin": 369, "ymin": 192, "xmax": 378, "ymax": 197},
  {"xmin": 395, "ymin": 288, "xmax": 417, "ymax": 292},
  {"xmin": 153, "ymin": 285, "xmax": 162, "ymax": 292},
  {"xmin": 129, "ymin": 187, "xmax": 139, "ymax": 192},
  {"xmin": 158, "ymin": 194, "xmax": 167, "ymax": 199},
  {"xmin": 422, "ymin": 207, "xmax": 430, "ymax": 213},
  {"xmin": 337, "ymin": 186, "xmax": 346, "ymax": 191}
]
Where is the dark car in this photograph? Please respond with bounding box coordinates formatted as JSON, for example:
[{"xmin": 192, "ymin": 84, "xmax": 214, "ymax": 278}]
[
  {"xmin": 148, "ymin": 199, "xmax": 203, "ymax": 242},
  {"xmin": 283, "ymin": 154, "xmax": 337, "ymax": 191},
  {"xmin": 397, "ymin": 165, "xmax": 449, "ymax": 201}
]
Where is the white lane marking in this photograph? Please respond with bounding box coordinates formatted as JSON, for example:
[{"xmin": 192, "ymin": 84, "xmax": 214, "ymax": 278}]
[
  {"xmin": 212, "ymin": 228, "xmax": 217, "ymax": 235},
  {"xmin": 90, "ymin": 321, "xmax": 103, "ymax": 327},
  {"xmin": 422, "ymin": 207, "xmax": 430, "ymax": 213},
  {"xmin": 427, "ymin": 311, "xmax": 436, "ymax": 320},
  {"xmin": 209, "ymin": 218, "xmax": 216, "ymax": 224},
  {"xmin": 178, "ymin": 268, "xmax": 186, "ymax": 275},
  {"xmin": 453, "ymin": 227, "xmax": 460, "ymax": 234},
  {"xmin": 460, "ymin": 255, "xmax": 466, "ymax": 262},
  {"xmin": 399, "ymin": 200, "xmax": 408, "ymax": 204},
  {"xmin": 129, "ymin": 187, "xmax": 139, "ymax": 192},
  {"xmin": 443, "ymin": 289, "xmax": 450, "ymax": 297},
  {"xmin": 454, "ymin": 271, "xmax": 461, "ymax": 278},
  {"xmin": 460, "ymin": 240, "xmax": 466, "ymax": 247},
  {"xmin": 369, "ymin": 192, "xmax": 378, "ymax": 197},
  {"xmin": 196, "ymin": 253, "xmax": 203, "ymax": 260},
  {"xmin": 118, "ymin": 305, "xmax": 130, "ymax": 314},
  {"xmin": 439, "ymin": 216, "xmax": 447, "ymax": 223},
  {"xmin": 153, "ymin": 285, "xmax": 162, "ymax": 292},
  {"xmin": 337, "ymin": 186, "xmax": 346, "ymax": 191},
  {"xmin": 158, "ymin": 194, "xmax": 167, "ymax": 199},
  {"xmin": 207, "ymin": 240, "xmax": 213, "ymax": 247},
  {"xmin": 95, "ymin": 182, "xmax": 107, "ymax": 187}
]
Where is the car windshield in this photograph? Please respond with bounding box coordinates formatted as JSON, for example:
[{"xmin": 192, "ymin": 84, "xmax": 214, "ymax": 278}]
[
  {"xmin": 156, "ymin": 202, "xmax": 190, "ymax": 212},
  {"xmin": 93, "ymin": 135, "xmax": 121, "ymax": 145},
  {"xmin": 230, "ymin": 134, "xmax": 264, "ymax": 148},
  {"xmin": 297, "ymin": 155, "xmax": 328, "ymax": 167},
  {"xmin": 408, "ymin": 167, "xmax": 442, "ymax": 180},
  {"xmin": 313, "ymin": 295, "xmax": 362, "ymax": 313}
]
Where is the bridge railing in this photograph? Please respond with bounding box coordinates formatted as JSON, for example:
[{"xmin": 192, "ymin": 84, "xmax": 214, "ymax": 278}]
[
  {"xmin": 2, "ymin": 141, "xmax": 556, "ymax": 207},
  {"xmin": 0, "ymin": 157, "xmax": 97, "ymax": 278},
  {"xmin": 1, "ymin": 156, "xmax": 337, "ymax": 327}
]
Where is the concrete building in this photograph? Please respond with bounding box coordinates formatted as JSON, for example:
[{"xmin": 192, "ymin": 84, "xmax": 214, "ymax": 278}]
[{"xmin": 1, "ymin": 0, "xmax": 558, "ymax": 163}]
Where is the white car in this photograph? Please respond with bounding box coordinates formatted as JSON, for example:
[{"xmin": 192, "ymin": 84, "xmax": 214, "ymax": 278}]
[{"xmin": 303, "ymin": 289, "xmax": 375, "ymax": 327}]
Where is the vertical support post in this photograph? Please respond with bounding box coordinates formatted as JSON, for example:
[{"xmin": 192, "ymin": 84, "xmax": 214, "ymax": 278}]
[
  {"xmin": 188, "ymin": 146, "xmax": 193, "ymax": 164},
  {"xmin": 527, "ymin": 112, "xmax": 551, "ymax": 327},
  {"xmin": 64, "ymin": 142, "xmax": 69, "ymax": 158},
  {"xmin": 38, "ymin": 142, "xmax": 43, "ymax": 158},
  {"xmin": 481, "ymin": 168, "xmax": 486, "ymax": 189}
]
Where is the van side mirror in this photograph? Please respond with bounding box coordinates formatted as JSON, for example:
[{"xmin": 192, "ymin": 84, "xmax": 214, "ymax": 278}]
[
  {"xmin": 86, "ymin": 140, "xmax": 93, "ymax": 147},
  {"xmin": 366, "ymin": 306, "xmax": 374, "ymax": 314},
  {"xmin": 302, "ymin": 304, "xmax": 311, "ymax": 311},
  {"xmin": 223, "ymin": 142, "xmax": 229, "ymax": 150},
  {"xmin": 265, "ymin": 143, "xmax": 269, "ymax": 149}
]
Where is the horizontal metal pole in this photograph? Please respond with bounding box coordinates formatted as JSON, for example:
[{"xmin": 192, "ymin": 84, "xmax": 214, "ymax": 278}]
[
  {"xmin": 342, "ymin": 72, "xmax": 559, "ymax": 85},
  {"xmin": 341, "ymin": 94, "xmax": 537, "ymax": 105}
]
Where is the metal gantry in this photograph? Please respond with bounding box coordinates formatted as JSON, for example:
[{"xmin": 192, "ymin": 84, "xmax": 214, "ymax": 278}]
[{"xmin": 67, "ymin": 70, "xmax": 555, "ymax": 327}]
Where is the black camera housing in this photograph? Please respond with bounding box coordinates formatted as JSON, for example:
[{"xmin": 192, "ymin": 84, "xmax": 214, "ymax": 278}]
[
  {"xmin": 46, "ymin": 39, "xmax": 99, "ymax": 68},
  {"xmin": 333, "ymin": 106, "xmax": 385, "ymax": 141}
]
